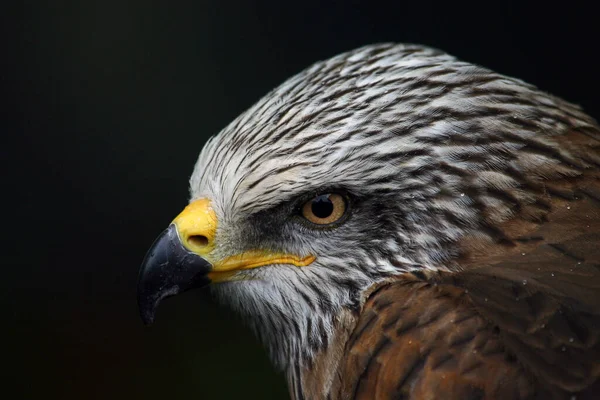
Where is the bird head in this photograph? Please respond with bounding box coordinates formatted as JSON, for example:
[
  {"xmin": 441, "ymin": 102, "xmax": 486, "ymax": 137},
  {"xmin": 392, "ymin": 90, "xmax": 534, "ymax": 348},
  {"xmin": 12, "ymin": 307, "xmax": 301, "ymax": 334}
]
[{"xmin": 137, "ymin": 43, "xmax": 594, "ymax": 369}]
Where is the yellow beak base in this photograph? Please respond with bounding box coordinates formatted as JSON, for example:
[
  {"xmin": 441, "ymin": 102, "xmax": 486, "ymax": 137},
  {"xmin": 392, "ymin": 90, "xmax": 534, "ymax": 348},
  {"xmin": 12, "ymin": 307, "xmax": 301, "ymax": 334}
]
[{"xmin": 172, "ymin": 198, "xmax": 316, "ymax": 281}]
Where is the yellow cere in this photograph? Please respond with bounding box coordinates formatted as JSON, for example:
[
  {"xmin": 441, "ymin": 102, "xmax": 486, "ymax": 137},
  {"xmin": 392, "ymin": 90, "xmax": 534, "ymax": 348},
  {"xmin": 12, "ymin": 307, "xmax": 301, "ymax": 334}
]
[
  {"xmin": 173, "ymin": 198, "xmax": 218, "ymax": 256},
  {"xmin": 173, "ymin": 198, "xmax": 316, "ymax": 282}
]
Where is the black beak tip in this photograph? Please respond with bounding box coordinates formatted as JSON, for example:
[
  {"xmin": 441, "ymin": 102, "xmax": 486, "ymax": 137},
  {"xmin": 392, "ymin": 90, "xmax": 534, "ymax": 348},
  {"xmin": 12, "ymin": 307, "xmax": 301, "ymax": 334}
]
[
  {"xmin": 140, "ymin": 308, "xmax": 155, "ymax": 326},
  {"xmin": 137, "ymin": 292, "xmax": 159, "ymax": 326},
  {"xmin": 138, "ymin": 288, "xmax": 181, "ymax": 326},
  {"xmin": 137, "ymin": 224, "xmax": 212, "ymax": 326}
]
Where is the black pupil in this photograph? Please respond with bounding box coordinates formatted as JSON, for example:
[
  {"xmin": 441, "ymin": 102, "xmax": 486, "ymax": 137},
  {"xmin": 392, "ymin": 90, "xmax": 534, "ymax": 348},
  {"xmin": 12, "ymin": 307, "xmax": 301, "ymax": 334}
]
[{"xmin": 311, "ymin": 195, "xmax": 334, "ymax": 219}]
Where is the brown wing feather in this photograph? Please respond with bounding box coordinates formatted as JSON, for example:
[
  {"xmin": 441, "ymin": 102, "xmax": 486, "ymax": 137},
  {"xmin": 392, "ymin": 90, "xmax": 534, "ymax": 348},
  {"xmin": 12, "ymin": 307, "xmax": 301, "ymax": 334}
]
[
  {"xmin": 339, "ymin": 277, "xmax": 536, "ymax": 400},
  {"xmin": 337, "ymin": 131, "xmax": 600, "ymax": 399}
]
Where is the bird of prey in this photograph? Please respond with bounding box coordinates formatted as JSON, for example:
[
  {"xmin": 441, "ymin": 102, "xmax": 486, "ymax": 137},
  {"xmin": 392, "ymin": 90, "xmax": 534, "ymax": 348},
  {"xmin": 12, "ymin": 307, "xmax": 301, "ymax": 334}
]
[{"xmin": 138, "ymin": 43, "xmax": 600, "ymax": 399}]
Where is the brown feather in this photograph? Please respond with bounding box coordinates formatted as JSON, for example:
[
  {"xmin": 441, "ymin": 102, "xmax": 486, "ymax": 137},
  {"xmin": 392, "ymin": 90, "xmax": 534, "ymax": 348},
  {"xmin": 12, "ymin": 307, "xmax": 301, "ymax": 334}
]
[{"xmin": 326, "ymin": 129, "xmax": 600, "ymax": 399}]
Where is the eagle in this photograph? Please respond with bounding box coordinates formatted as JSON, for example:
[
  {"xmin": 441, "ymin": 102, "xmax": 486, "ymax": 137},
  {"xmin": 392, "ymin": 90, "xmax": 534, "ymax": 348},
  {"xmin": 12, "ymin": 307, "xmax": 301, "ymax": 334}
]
[{"xmin": 137, "ymin": 43, "xmax": 600, "ymax": 399}]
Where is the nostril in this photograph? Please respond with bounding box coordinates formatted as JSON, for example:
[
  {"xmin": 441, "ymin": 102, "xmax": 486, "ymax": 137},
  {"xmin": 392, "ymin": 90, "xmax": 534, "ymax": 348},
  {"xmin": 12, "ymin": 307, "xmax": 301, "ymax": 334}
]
[{"xmin": 188, "ymin": 235, "xmax": 209, "ymax": 248}]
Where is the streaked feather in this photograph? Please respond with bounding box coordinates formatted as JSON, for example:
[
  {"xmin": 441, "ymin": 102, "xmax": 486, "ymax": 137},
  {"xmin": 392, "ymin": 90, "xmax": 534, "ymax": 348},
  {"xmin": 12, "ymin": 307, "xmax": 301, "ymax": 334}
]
[{"xmin": 186, "ymin": 43, "xmax": 599, "ymax": 398}]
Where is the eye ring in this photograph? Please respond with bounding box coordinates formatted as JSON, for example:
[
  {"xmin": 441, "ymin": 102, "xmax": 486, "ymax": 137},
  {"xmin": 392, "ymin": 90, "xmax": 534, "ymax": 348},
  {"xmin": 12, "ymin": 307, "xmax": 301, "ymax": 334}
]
[{"xmin": 301, "ymin": 193, "xmax": 347, "ymax": 225}]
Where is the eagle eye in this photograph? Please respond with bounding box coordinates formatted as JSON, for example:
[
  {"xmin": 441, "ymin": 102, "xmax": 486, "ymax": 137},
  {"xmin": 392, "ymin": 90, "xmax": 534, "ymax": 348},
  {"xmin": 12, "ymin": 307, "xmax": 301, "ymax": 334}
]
[{"xmin": 301, "ymin": 193, "xmax": 346, "ymax": 225}]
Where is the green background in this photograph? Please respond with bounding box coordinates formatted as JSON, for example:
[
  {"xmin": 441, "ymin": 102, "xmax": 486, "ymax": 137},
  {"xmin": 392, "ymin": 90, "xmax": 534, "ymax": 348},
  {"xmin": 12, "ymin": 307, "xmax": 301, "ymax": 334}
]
[{"xmin": 4, "ymin": 1, "xmax": 598, "ymax": 399}]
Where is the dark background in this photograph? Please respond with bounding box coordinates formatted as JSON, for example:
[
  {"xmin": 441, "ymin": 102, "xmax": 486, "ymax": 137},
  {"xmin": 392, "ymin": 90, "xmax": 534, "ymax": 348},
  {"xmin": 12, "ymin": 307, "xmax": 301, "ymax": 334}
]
[{"xmin": 4, "ymin": 1, "xmax": 599, "ymax": 399}]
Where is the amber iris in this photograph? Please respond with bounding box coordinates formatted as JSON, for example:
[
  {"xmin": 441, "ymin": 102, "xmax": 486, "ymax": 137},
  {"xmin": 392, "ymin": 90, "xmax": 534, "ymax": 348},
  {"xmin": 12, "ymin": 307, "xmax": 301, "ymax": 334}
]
[{"xmin": 302, "ymin": 193, "xmax": 346, "ymax": 225}]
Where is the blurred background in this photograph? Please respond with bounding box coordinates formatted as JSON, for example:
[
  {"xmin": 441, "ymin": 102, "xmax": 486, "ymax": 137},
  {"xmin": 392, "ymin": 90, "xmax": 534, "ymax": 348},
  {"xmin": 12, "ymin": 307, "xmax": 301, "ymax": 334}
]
[{"xmin": 4, "ymin": 1, "xmax": 599, "ymax": 399}]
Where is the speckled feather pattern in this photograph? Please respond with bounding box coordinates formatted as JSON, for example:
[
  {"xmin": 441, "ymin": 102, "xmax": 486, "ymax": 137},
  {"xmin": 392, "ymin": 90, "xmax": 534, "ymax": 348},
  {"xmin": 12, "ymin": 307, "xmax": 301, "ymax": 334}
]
[{"xmin": 186, "ymin": 43, "xmax": 600, "ymax": 397}]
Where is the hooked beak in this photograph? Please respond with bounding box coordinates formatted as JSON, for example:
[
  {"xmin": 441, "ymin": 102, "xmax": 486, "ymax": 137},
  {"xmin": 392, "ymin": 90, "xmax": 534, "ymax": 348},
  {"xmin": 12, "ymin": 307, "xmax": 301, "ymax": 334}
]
[
  {"xmin": 137, "ymin": 223, "xmax": 212, "ymax": 325},
  {"xmin": 137, "ymin": 198, "xmax": 316, "ymax": 325}
]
